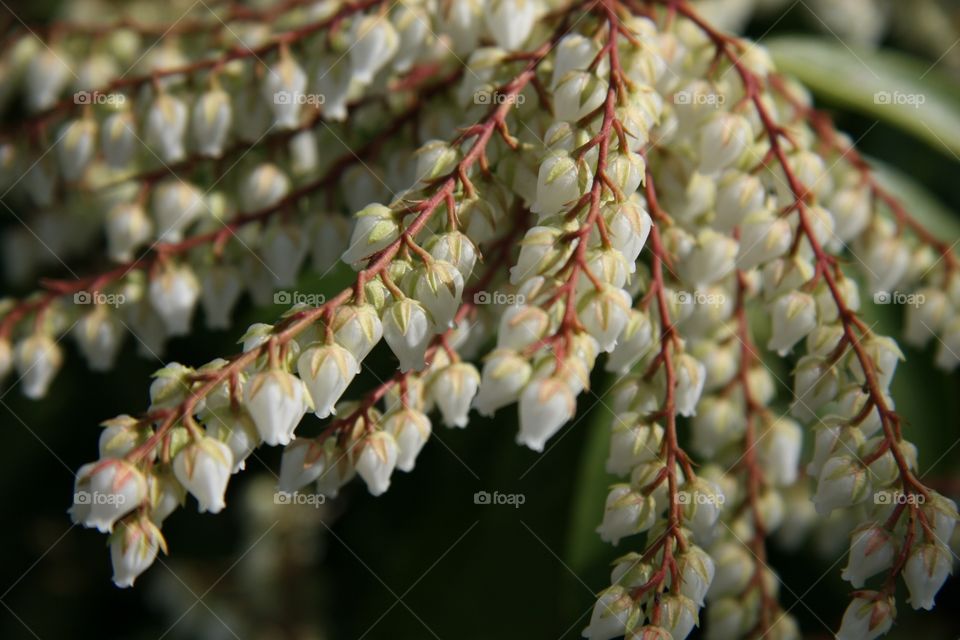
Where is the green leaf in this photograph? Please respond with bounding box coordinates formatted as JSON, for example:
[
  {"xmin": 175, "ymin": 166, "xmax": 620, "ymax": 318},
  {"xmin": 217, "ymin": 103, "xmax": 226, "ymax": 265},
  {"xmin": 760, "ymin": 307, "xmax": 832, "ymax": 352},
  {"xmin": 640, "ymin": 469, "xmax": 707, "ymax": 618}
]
[{"xmin": 767, "ymin": 36, "xmax": 960, "ymax": 159}]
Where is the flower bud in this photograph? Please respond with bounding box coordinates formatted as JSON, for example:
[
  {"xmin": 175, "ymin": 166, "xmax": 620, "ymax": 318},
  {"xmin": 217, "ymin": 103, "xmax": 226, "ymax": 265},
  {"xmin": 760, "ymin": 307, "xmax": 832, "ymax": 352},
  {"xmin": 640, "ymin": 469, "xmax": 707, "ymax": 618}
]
[
  {"xmin": 15, "ymin": 334, "xmax": 63, "ymax": 399},
  {"xmin": 427, "ymin": 231, "xmax": 478, "ymax": 280},
  {"xmin": 263, "ymin": 52, "xmax": 307, "ymax": 128},
  {"xmin": 678, "ymin": 229, "xmax": 738, "ymax": 286},
  {"xmin": 57, "ymin": 118, "xmax": 97, "ymax": 181},
  {"xmin": 152, "ymin": 181, "xmax": 205, "ymax": 243},
  {"xmin": 430, "ymin": 362, "xmax": 480, "ymax": 428},
  {"xmin": 554, "ymin": 70, "xmax": 607, "ymax": 122},
  {"xmin": 241, "ymin": 163, "xmax": 290, "ymax": 212},
  {"xmin": 205, "ymin": 409, "xmax": 259, "ymax": 473},
  {"xmin": 413, "ymin": 260, "xmax": 464, "ymax": 330},
  {"xmin": 484, "ymin": 0, "xmax": 536, "ymax": 51},
  {"xmin": 354, "ymin": 431, "xmax": 399, "ymax": 496},
  {"xmin": 532, "ymin": 153, "xmax": 590, "ymax": 218},
  {"xmin": 332, "ymin": 304, "xmax": 383, "ymax": 363},
  {"xmin": 836, "ymin": 594, "xmax": 895, "ymax": 640},
  {"xmin": 578, "ymin": 285, "xmax": 632, "ymax": 352},
  {"xmin": 714, "ymin": 171, "xmax": 764, "ymax": 232},
  {"xmin": 74, "ymin": 459, "xmax": 147, "ymax": 532},
  {"xmin": 414, "ymin": 140, "xmax": 459, "ymax": 183},
  {"xmin": 106, "ymin": 202, "xmax": 152, "ymax": 263},
  {"xmin": 101, "ymin": 111, "xmax": 138, "ymax": 168},
  {"xmin": 768, "ymin": 291, "xmax": 817, "ymax": 355},
  {"xmin": 173, "ymin": 436, "xmax": 233, "ymax": 513},
  {"xmin": 342, "ymin": 204, "xmax": 400, "ymax": 265},
  {"xmin": 841, "ymin": 525, "xmax": 896, "ymax": 588},
  {"xmin": 605, "ymin": 310, "xmax": 654, "ymax": 373},
  {"xmin": 677, "ymin": 545, "xmax": 715, "ymax": 606},
  {"xmin": 904, "ymin": 288, "xmax": 950, "ymax": 348},
  {"xmin": 698, "ymin": 112, "xmax": 752, "ymax": 174},
  {"xmin": 791, "ymin": 355, "xmax": 839, "ymax": 421},
  {"xmin": 606, "ymin": 418, "xmax": 663, "ymax": 475},
  {"xmin": 707, "ymin": 541, "xmax": 754, "ymax": 599},
  {"xmin": 517, "ymin": 377, "xmax": 576, "ymax": 452},
  {"xmin": 110, "ymin": 516, "xmax": 165, "ymax": 588},
  {"xmin": 830, "ymin": 186, "xmax": 872, "ymax": 242},
  {"xmin": 813, "ymin": 456, "xmax": 870, "ymax": 515},
  {"xmin": 903, "ymin": 542, "xmax": 952, "ymax": 610},
  {"xmin": 691, "ymin": 396, "xmax": 746, "ymax": 456},
  {"xmin": 674, "ymin": 353, "xmax": 706, "ymax": 417},
  {"xmin": 383, "ymin": 408, "xmax": 431, "ymax": 472},
  {"xmin": 74, "ymin": 307, "xmax": 124, "ymax": 371},
  {"xmin": 497, "ymin": 304, "xmax": 550, "ymax": 351},
  {"xmin": 278, "ymin": 438, "xmax": 328, "ymax": 493},
  {"xmin": 758, "ymin": 417, "xmax": 802, "ymax": 486},
  {"xmin": 552, "ymin": 34, "xmax": 599, "ymax": 88},
  {"xmin": 200, "ymin": 264, "xmax": 243, "ymax": 330},
  {"xmin": 26, "ymin": 48, "xmax": 71, "ymax": 111},
  {"xmin": 474, "ymin": 349, "xmax": 533, "ymax": 416},
  {"xmin": 243, "ymin": 369, "xmax": 311, "ymax": 446},
  {"xmin": 145, "ymin": 93, "xmax": 188, "ymax": 162},
  {"xmin": 192, "ymin": 87, "xmax": 232, "ymax": 157},
  {"xmin": 682, "ymin": 478, "xmax": 724, "ymax": 541},
  {"xmin": 581, "ymin": 585, "xmax": 634, "ymax": 640},
  {"xmin": 597, "ymin": 484, "xmax": 656, "ymax": 545},
  {"xmin": 349, "ymin": 15, "xmax": 399, "ymax": 85},
  {"xmin": 736, "ymin": 210, "xmax": 792, "ymax": 269},
  {"xmin": 297, "ymin": 343, "xmax": 358, "ymax": 419},
  {"xmin": 863, "ymin": 237, "xmax": 910, "ymax": 296},
  {"xmin": 705, "ymin": 597, "xmax": 747, "ymax": 640},
  {"xmin": 848, "ymin": 335, "xmax": 903, "ymax": 391},
  {"xmin": 602, "ymin": 200, "xmax": 651, "ymax": 268},
  {"xmin": 655, "ymin": 594, "xmax": 699, "ymax": 640},
  {"xmin": 382, "ymin": 298, "xmax": 433, "ymax": 372},
  {"xmin": 149, "ymin": 263, "xmax": 200, "ymax": 336}
]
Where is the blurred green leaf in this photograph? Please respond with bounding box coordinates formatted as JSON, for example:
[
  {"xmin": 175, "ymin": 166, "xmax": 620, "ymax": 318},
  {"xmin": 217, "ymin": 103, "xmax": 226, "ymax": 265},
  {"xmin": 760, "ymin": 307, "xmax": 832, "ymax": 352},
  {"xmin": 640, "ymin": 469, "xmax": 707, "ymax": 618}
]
[{"xmin": 768, "ymin": 37, "xmax": 960, "ymax": 159}]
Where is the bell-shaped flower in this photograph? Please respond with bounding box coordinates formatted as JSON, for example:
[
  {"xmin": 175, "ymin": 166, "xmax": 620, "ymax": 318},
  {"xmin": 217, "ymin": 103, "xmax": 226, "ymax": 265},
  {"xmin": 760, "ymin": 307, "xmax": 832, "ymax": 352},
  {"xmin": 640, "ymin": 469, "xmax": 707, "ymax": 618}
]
[
  {"xmin": 191, "ymin": 87, "xmax": 232, "ymax": 157},
  {"xmin": 474, "ymin": 349, "xmax": 533, "ymax": 416},
  {"xmin": 484, "ymin": 0, "xmax": 536, "ymax": 51},
  {"xmin": 349, "ymin": 15, "xmax": 399, "ymax": 85},
  {"xmin": 517, "ymin": 377, "xmax": 576, "ymax": 452},
  {"xmin": 342, "ymin": 204, "xmax": 400, "ymax": 266},
  {"xmin": 675, "ymin": 353, "xmax": 706, "ymax": 417},
  {"xmin": 677, "ymin": 545, "xmax": 715, "ymax": 606},
  {"xmin": 430, "ymin": 362, "xmax": 480, "ymax": 428},
  {"xmin": 596, "ymin": 485, "xmax": 656, "ymax": 544},
  {"xmin": 15, "ymin": 334, "xmax": 63, "ymax": 400},
  {"xmin": 243, "ymin": 369, "xmax": 311, "ymax": 446},
  {"xmin": 531, "ymin": 153, "xmax": 587, "ymax": 218},
  {"xmin": 106, "ymin": 202, "xmax": 152, "ymax": 263},
  {"xmin": 903, "ymin": 543, "xmax": 952, "ymax": 610},
  {"xmin": 757, "ymin": 417, "xmax": 802, "ymax": 487},
  {"xmin": 101, "ymin": 111, "xmax": 138, "ymax": 169},
  {"xmin": 813, "ymin": 456, "xmax": 870, "ymax": 515},
  {"xmin": 74, "ymin": 307, "xmax": 125, "ymax": 372},
  {"xmin": 841, "ymin": 525, "xmax": 896, "ymax": 588},
  {"xmin": 151, "ymin": 181, "xmax": 205, "ymax": 243},
  {"xmin": 768, "ymin": 291, "xmax": 817, "ymax": 356},
  {"xmin": 606, "ymin": 418, "xmax": 663, "ymax": 476},
  {"xmin": 110, "ymin": 516, "xmax": 166, "ymax": 588},
  {"xmin": 581, "ymin": 585, "xmax": 634, "ymax": 640},
  {"xmin": 836, "ymin": 594, "xmax": 895, "ymax": 640},
  {"xmin": 332, "ymin": 304, "xmax": 383, "ymax": 364},
  {"xmin": 149, "ymin": 263, "xmax": 200, "ymax": 336},
  {"xmin": 74, "ymin": 459, "xmax": 147, "ymax": 532},
  {"xmin": 383, "ymin": 408, "xmax": 431, "ymax": 472},
  {"xmin": 354, "ymin": 431, "xmax": 399, "ymax": 496},
  {"xmin": 382, "ymin": 298, "xmax": 433, "ymax": 372},
  {"xmin": 278, "ymin": 438, "xmax": 328, "ymax": 493},
  {"xmin": 736, "ymin": 210, "xmax": 792, "ymax": 270},
  {"xmin": 57, "ymin": 117, "xmax": 97, "ymax": 181},
  {"xmin": 200, "ymin": 264, "xmax": 243, "ymax": 330},
  {"xmin": 297, "ymin": 343, "xmax": 358, "ymax": 419},
  {"xmin": 173, "ymin": 436, "xmax": 233, "ymax": 514},
  {"xmin": 655, "ymin": 595, "xmax": 699, "ymax": 640},
  {"xmin": 577, "ymin": 285, "xmax": 632, "ymax": 353},
  {"xmin": 263, "ymin": 51, "xmax": 307, "ymax": 129},
  {"xmin": 413, "ymin": 260, "xmax": 464, "ymax": 330},
  {"xmin": 145, "ymin": 93, "xmax": 188, "ymax": 163}
]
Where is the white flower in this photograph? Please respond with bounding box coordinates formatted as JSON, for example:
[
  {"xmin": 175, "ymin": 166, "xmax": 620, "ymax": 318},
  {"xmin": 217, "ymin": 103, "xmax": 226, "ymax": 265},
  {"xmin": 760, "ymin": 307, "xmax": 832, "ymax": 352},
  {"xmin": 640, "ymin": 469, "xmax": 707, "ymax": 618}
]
[
  {"xmin": 935, "ymin": 316, "xmax": 960, "ymax": 371},
  {"xmin": 581, "ymin": 585, "xmax": 634, "ymax": 640},
  {"xmin": 577, "ymin": 286, "xmax": 632, "ymax": 353},
  {"xmin": 147, "ymin": 470, "xmax": 185, "ymax": 523},
  {"xmin": 681, "ymin": 478, "xmax": 725, "ymax": 541},
  {"xmin": 656, "ymin": 594, "xmax": 699, "ymax": 640},
  {"xmin": 707, "ymin": 542, "xmax": 753, "ymax": 599},
  {"xmin": 342, "ymin": 204, "xmax": 400, "ymax": 265},
  {"xmin": 383, "ymin": 408, "xmax": 431, "ymax": 472},
  {"xmin": 841, "ymin": 525, "xmax": 896, "ymax": 588},
  {"xmin": 278, "ymin": 438, "xmax": 327, "ymax": 493},
  {"xmin": 531, "ymin": 153, "xmax": 586, "ymax": 218},
  {"xmin": 106, "ymin": 202, "xmax": 153, "ymax": 263},
  {"xmin": 413, "ymin": 260, "xmax": 464, "ymax": 329},
  {"xmin": 430, "ymin": 363, "xmax": 480, "ymax": 428},
  {"xmin": 173, "ymin": 437, "xmax": 233, "ymax": 513},
  {"xmin": 75, "ymin": 459, "xmax": 147, "ymax": 532},
  {"xmin": 98, "ymin": 416, "xmax": 147, "ymax": 459},
  {"xmin": 698, "ymin": 112, "xmax": 753, "ymax": 174},
  {"xmin": 200, "ymin": 264, "xmax": 243, "ymax": 330},
  {"xmin": 191, "ymin": 88, "xmax": 232, "ymax": 157},
  {"xmin": 101, "ymin": 111, "xmax": 138, "ymax": 169},
  {"xmin": 714, "ymin": 171, "xmax": 764, "ymax": 232},
  {"xmin": 604, "ymin": 310, "xmax": 654, "ymax": 373},
  {"xmin": 836, "ymin": 595, "xmax": 895, "ymax": 640},
  {"xmin": 297, "ymin": 343, "xmax": 358, "ymax": 419},
  {"xmin": 315, "ymin": 52, "xmax": 353, "ymax": 121},
  {"xmin": 596, "ymin": 485, "xmax": 656, "ymax": 544},
  {"xmin": 484, "ymin": 0, "xmax": 536, "ymax": 50},
  {"xmin": 903, "ymin": 543, "xmax": 952, "ymax": 610},
  {"xmin": 354, "ymin": 431, "xmax": 399, "ymax": 496},
  {"xmin": 149, "ymin": 264, "xmax": 200, "ymax": 336},
  {"xmin": 736, "ymin": 211, "xmax": 792, "ymax": 269},
  {"xmin": 903, "ymin": 289, "xmax": 950, "ymax": 348},
  {"xmin": 517, "ymin": 378, "xmax": 575, "ymax": 452},
  {"xmin": 206, "ymin": 410, "xmax": 259, "ymax": 473},
  {"xmin": 602, "ymin": 200, "xmax": 651, "ymax": 268},
  {"xmin": 332, "ymin": 304, "xmax": 383, "ymax": 363},
  {"xmin": 349, "ymin": 15, "xmax": 399, "ymax": 85},
  {"xmin": 414, "ymin": 140, "xmax": 459, "ymax": 183},
  {"xmin": 26, "ymin": 48, "xmax": 71, "ymax": 111},
  {"xmin": 677, "ymin": 229, "xmax": 738, "ymax": 286},
  {"xmin": 57, "ymin": 118, "xmax": 97, "ymax": 181},
  {"xmin": 110, "ymin": 517, "xmax": 165, "ymax": 588},
  {"xmin": 15, "ymin": 334, "xmax": 63, "ymax": 400},
  {"xmin": 791, "ymin": 355, "xmax": 840, "ymax": 422},
  {"xmin": 240, "ymin": 163, "xmax": 290, "ymax": 212},
  {"xmin": 758, "ymin": 418, "xmax": 802, "ymax": 486},
  {"xmin": 675, "ymin": 353, "xmax": 706, "ymax": 417},
  {"xmin": 768, "ymin": 291, "xmax": 817, "ymax": 355},
  {"xmin": 677, "ymin": 545, "xmax": 715, "ymax": 606},
  {"xmin": 151, "ymin": 181, "xmax": 205, "ymax": 243},
  {"xmin": 427, "ymin": 232, "xmax": 478, "ymax": 280},
  {"xmin": 243, "ymin": 369, "xmax": 311, "ymax": 446},
  {"xmin": 705, "ymin": 598, "xmax": 747, "ymax": 640},
  {"xmin": 145, "ymin": 93, "xmax": 188, "ymax": 162},
  {"xmin": 848, "ymin": 335, "xmax": 903, "ymax": 391},
  {"xmin": 554, "ymin": 71, "xmax": 607, "ymax": 122},
  {"xmin": 74, "ymin": 308, "xmax": 124, "ymax": 371},
  {"xmin": 382, "ymin": 298, "xmax": 433, "ymax": 372},
  {"xmin": 551, "ymin": 34, "xmax": 599, "ymax": 88},
  {"xmin": 606, "ymin": 418, "xmax": 663, "ymax": 475},
  {"xmin": 813, "ymin": 456, "xmax": 869, "ymax": 515},
  {"xmin": 263, "ymin": 52, "xmax": 307, "ymax": 129},
  {"xmin": 474, "ymin": 349, "xmax": 533, "ymax": 416},
  {"xmin": 497, "ymin": 305, "xmax": 550, "ymax": 351}
]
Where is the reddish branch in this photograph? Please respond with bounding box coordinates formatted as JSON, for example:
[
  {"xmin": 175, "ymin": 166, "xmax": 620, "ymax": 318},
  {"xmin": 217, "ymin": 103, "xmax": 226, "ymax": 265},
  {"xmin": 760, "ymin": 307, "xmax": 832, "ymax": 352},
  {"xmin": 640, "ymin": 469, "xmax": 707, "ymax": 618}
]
[{"xmin": 2, "ymin": 0, "xmax": 388, "ymax": 141}]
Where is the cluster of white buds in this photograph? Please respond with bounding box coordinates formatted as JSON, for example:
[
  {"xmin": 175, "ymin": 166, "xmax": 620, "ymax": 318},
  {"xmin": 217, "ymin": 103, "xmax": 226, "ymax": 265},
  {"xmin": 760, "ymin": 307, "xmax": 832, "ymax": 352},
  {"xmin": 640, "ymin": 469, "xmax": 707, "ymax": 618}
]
[{"xmin": 1, "ymin": 1, "xmax": 957, "ymax": 637}]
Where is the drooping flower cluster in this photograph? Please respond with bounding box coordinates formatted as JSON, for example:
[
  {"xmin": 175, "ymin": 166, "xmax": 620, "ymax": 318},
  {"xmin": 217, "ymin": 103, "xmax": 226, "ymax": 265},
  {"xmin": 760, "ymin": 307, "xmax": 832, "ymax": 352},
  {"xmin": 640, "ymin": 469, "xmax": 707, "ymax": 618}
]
[{"xmin": 1, "ymin": 1, "xmax": 957, "ymax": 637}]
